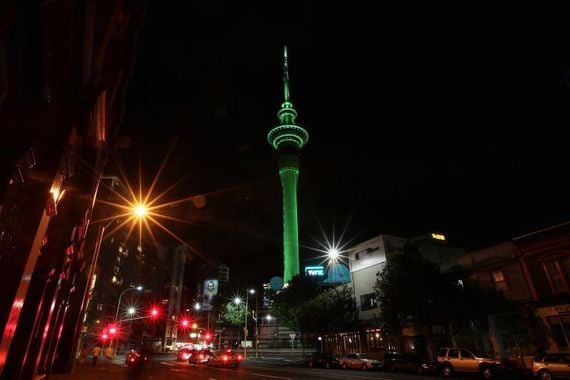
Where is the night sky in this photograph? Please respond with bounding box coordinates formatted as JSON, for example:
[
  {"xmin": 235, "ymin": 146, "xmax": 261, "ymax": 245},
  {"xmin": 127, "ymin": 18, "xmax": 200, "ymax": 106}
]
[{"xmin": 115, "ymin": 2, "xmax": 570, "ymax": 286}]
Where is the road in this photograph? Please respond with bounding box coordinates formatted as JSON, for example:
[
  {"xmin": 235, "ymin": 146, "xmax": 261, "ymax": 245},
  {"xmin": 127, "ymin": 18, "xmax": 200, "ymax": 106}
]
[{"xmin": 72, "ymin": 354, "xmax": 517, "ymax": 380}]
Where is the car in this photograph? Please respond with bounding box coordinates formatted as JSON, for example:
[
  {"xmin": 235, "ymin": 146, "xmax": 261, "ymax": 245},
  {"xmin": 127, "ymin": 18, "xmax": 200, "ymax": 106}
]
[
  {"xmin": 437, "ymin": 347, "xmax": 504, "ymax": 379},
  {"xmin": 339, "ymin": 352, "xmax": 382, "ymax": 370},
  {"xmin": 189, "ymin": 349, "xmax": 214, "ymax": 364},
  {"xmin": 207, "ymin": 350, "xmax": 242, "ymax": 367},
  {"xmin": 532, "ymin": 353, "xmax": 570, "ymax": 380},
  {"xmin": 306, "ymin": 352, "xmax": 341, "ymax": 369},
  {"xmin": 176, "ymin": 348, "xmax": 193, "ymax": 362},
  {"xmin": 126, "ymin": 349, "xmax": 150, "ymax": 367},
  {"xmin": 381, "ymin": 351, "xmax": 436, "ymax": 374}
]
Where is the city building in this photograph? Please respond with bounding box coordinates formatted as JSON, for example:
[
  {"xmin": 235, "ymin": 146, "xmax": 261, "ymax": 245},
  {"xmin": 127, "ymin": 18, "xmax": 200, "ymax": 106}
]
[
  {"xmin": 0, "ymin": 1, "xmax": 147, "ymax": 377},
  {"xmin": 322, "ymin": 233, "xmax": 465, "ymax": 356}
]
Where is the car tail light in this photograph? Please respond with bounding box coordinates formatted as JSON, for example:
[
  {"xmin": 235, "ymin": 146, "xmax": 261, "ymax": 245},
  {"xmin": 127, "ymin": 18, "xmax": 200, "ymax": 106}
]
[
  {"xmin": 199, "ymin": 354, "xmax": 204, "ymax": 359},
  {"xmin": 223, "ymin": 355, "xmax": 228, "ymax": 361},
  {"xmin": 237, "ymin": 355, "xmax": 242, "ymax": 360}
]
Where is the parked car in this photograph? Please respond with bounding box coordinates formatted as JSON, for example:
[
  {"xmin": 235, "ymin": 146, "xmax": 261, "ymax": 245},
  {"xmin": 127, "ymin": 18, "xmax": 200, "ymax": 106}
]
[
  {"xmin": 437, "ymin": 347, "xmax": 504, "ymax": 379},
  {"xmin": 189, "ymin": 349, "xmax": 214, "ymax": 364},
  {"xmin": 306, "ymin": 352, "xmax": 341, "ymax": 369},
  {"xmin": 532, "ymin": 353, "xmax": 570, "ymax": 380},
  {"xmin": 176, "ymin": 348, "xmax": 193, "ymax": 362},
  {"xmin": 339, "ymin": 352, "xmax": 382, "ymax": 370},
  {"xmin": 382, "ymin": 351, "xmax": 436, "ymax": 374},
  {"xmin": 207, "ymin": 350, "xmax": 242, "ymax": 367}
]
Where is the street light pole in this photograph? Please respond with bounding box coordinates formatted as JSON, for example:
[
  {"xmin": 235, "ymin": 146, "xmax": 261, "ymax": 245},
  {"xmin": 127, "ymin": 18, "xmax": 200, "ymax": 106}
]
[
  {"xmin": 253, "ymin": 294, "xmax": 258, "ymax": 358},
  {"xmin": 113, "ymin": 285, "xmax": 142, "ymax": 355},
  {"xmin": 244, "ymin": 295, "xmax": 249, "ymax": 360}
]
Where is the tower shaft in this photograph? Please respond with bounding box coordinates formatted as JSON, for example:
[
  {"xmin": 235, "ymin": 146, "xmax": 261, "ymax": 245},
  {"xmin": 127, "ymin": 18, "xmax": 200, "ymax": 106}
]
[{"xmin": 278, "ymin": 154, "xmax": 300, "ymax": 282}]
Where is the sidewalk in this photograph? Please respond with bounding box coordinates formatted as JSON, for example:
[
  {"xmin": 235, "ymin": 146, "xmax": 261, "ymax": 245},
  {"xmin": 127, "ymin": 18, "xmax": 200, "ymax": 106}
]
[{"xmin": 46, "ymin": 356, "xmax": 127, "ymax": 380}]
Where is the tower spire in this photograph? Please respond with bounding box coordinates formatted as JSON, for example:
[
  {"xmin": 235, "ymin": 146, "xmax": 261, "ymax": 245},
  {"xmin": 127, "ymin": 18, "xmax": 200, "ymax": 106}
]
[{"xmin": 283, "ymin": 46, "xmax": 290, "ymax": 103}]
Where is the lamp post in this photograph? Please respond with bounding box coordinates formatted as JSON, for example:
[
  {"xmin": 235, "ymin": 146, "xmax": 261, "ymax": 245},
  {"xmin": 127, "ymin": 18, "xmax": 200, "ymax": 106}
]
[
  {"xmin": 235, "ymin": 289, "xmax": 255, "ymax": 360},
  {"xmin": 113, "ymin": 285, "xmax": 142, "ymax": 355},
  {"xmin": 252, "ymin": 293, "xmax": 258, "ymax": 358}
]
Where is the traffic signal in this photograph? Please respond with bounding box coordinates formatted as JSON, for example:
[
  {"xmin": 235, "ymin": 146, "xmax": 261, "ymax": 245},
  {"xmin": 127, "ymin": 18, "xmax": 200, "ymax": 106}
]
[
  {"xmin": 180, "ymin": 319, "xmax": 189, "ymax": 328},
  {"xmin": 109, "ymin": 325, "xmax": 117, "ymax": 336},
  {"xmin": 204, "ymin": 332, "xmax": 212, "ymax": 341},
  {"xmin": 149, "ymin": 306, "xmax": 160, "ymax": 319}
]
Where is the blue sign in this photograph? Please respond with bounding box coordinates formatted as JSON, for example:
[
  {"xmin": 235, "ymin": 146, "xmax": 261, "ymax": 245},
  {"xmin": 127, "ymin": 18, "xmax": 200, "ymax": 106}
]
[{"xmin": 305, "ymin": 266, "xmax": 325, "ymax": 276}]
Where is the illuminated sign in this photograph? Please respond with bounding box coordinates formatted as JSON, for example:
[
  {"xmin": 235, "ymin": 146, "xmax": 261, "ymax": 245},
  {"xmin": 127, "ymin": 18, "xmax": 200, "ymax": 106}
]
[
  {"xmin": 305, "ymin": 266, "xmax": 324, "ymax": 276},
  {"xmin": 431, "ymin": 233, "xmax": 446, "ymax": 241}
]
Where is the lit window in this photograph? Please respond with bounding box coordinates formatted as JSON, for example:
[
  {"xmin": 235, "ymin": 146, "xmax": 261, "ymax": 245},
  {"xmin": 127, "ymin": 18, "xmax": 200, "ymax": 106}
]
[
  {"xmin": 491, "ymin": 270, "xmax": 509, "ymax": 293},
  {"xmin": 360, "ymin": 293, "xmax": 378, "ymax": 311}
]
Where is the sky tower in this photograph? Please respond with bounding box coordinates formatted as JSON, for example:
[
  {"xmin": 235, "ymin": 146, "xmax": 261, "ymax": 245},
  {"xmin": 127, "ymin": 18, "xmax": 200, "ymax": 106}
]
[{"xmin": 267, "ymin": 47, "xmax": 309, "ymax": 283}]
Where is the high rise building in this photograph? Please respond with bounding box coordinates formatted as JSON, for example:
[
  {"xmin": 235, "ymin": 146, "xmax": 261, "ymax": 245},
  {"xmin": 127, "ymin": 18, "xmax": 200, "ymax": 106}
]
[{"xmin": 267, "ymin": 47, "xmax": 309, "ymax": 283}]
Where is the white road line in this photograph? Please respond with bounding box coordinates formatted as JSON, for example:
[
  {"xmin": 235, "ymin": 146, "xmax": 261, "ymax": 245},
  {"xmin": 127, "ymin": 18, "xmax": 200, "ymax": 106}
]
[
  {"xmin": 161, "ymin": 361, "xmax": 175, "ymax": 366},
  {"xmin": 245, "ymin": 372, "xmax": 292, "ymax": 380}
]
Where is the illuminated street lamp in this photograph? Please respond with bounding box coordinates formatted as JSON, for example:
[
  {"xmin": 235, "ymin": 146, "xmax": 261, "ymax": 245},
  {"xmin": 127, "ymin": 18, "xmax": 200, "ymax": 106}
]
[
  {"xmin": 113, "ymin": 285, "xmax": 142, "ymax": 355},
  {"xmin": 114, "ymin": 285, "xmax": 143, "ymax": 323},
  {"xmin": 327, "ymin": 247, "xmax": 340, "ymax": 284},
  {"xmin": 133, "ymin": 204, "xmax": 148, "ymax": 218},
  {"xmin": 234, "ymin": 289, "xmax": 256, "ymax": 359}
]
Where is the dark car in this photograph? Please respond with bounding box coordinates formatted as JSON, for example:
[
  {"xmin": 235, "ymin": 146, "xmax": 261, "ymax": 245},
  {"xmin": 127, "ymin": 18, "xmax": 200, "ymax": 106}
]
[
  {"xmin": 126, "ymin": 349, "xmax": 150, "ymax": 367},
  {"xmin": 207, "ymin": 350, "xmax": 242, "ymax": 368},
  {"xmin": 176, "ymin": 348, "xmax": 193, "ymax": 362},
  {"xmin": 189, "ymin": 349, "xmax": 214, "ymax": 364},
  {"xmin": 307, "ymin": 352, "xmax": 341, "ymax": 369},
  {"xmin": 382, "ymin": 352, "xmax": 436, "ymax": 374}
]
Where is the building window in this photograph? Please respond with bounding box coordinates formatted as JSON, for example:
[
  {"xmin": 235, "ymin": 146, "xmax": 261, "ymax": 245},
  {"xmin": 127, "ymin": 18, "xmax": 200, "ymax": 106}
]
[
  {"xmin": 491, "ymin": 270, "xmax": 509, "ymax": 293},
  {"xmin": 543, "ymin": 258, "xmax": 569, "ymax": 294},
  {"xmin": 360, "ymin": 293, "xmax": 378, "ymax": 311},
  {"xmin": 355, "ymin": 252, "xmax": 360, "ymax": 261},
  {"xmin": 547, "ymin": 315, "xmax": 570, "ymax": 348}
]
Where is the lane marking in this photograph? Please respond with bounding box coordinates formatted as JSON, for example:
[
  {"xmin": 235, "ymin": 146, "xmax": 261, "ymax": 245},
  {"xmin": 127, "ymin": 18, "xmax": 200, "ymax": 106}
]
[{"xmin": 245, "ymin": 372, "xmax": 292, "ymax": 380}]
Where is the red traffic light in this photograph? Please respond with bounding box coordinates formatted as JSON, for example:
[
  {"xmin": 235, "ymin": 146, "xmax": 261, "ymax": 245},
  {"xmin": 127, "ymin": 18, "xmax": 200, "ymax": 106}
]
[
  {"xmin": 181, "ymin": 319, "xmax": 189, "ymax": 328},
  {"xmin": 204, "ymin": 332, "xmax": 212, "ymax": 341},
  {"xmin": 101, "ymin": 333, "xmax": 108, "ymax": 341},
  {"xmin": 149, "ymin": 306, "xmax": 160, "ymax": 319},
  {"xmin": 109, "ymin": 325, "xmax": 117, "ymax": 335}
]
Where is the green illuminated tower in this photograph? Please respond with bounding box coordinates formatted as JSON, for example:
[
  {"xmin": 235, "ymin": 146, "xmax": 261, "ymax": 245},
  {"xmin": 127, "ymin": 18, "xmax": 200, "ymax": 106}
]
[{"xmin": 267, "ymin": 46, "xmax": 309, "ymax": 283}]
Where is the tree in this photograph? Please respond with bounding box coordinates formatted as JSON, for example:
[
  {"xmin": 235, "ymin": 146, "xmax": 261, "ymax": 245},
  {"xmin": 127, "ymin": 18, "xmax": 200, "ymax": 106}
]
[
  {"xmin": 271, "ymin": 276, "xmax": 358, "ymax": 334},
  {"xmin": 220, "ymin": 301, "xmax": 245, "ymax": 327},
  {"xmin": 373, "ymin": 251, "xmax": 461, "ymax": 336},
  {"xmin": 374, "ymin": 248, "xmax": 515, "ymax": 352},
  {"xmin": 270, "ymin": 275, "xmax": 321, "ymax": 331},
  {"xmin": 300, "ymin": 284, "xmax": 358, "ymax": 334}
]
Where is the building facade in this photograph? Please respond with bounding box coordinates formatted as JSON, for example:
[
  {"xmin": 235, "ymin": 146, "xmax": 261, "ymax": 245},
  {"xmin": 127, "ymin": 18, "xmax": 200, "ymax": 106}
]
[{"xmin": 0, "ymin": 1, "xmax": 147, "ymax": 377}]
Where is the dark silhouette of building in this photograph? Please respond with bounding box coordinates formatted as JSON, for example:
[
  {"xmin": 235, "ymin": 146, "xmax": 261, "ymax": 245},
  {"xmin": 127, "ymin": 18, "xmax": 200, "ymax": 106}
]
[{"xmin": 0, "ymin": 1, "xmax": 147, "ymax": 377}]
